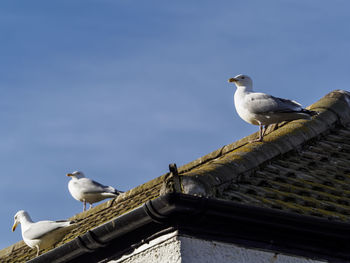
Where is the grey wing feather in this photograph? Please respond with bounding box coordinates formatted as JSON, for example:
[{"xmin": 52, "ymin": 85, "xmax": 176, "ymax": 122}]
[
  {"xmin": 24, "ymin": 221, "xmax": 70, "ymax": 240},
  {"xmin": 273, "ymin": 97, "xmax": 303, "ymax": 112},
  {"xmin": 79, "ymin": 178, "xmax": 116, "ymax": 194},
  {"xmin": 245, "ymin": 93, "xmax": 302, "ymax": 114}
]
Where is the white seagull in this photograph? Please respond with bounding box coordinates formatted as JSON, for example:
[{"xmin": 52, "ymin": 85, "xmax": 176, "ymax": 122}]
[
  {"xmin": 228, "ymin": 74, "xmax": 317, "ymax": 142},
  {"xmin": 67, "ymin": 171, "xmax": 123, "ymax": 211},
  {"xmin": 12, "ymin": 210, "xmax": 76, "ymax": 257}
]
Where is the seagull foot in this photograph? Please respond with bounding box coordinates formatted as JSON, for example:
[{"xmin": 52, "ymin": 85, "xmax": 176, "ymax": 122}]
[
  {"xmin": 249, "ymin": 137, "xmax": 263, "ymax": 143},
  {"xmin": 249, "ymin": 123, "xmax": 266, "ymax": 143},
  {"xmin": 35, "ymin": 246, "xmax": 40, "ymax": 257}
]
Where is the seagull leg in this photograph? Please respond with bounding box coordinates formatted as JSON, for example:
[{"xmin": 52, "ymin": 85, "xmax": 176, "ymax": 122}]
[
  {"xmin": 258, "ymin": 124, "xmax": 264, "ymax": 141},
  {"xmin": 250, "ymin": 122, "xmax": 264, "ymax": 143},
  {"xmin": 83, "ymin": 201, "xmax": 86, "ymax": 212},
  {"xmin": 89, "ymin": 203, "xmax": 93, "ymax": 209},
  {"xmin": 35, "ymin": 245, "xmax": 40, "ymax": 257},
  {"xmin": 262, "ymin": 125, "xmax": 269, "ymax": 138}
]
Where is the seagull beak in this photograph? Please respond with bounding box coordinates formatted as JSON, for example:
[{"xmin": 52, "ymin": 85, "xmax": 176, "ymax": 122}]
[
  {"xmin": 228, "ymin": 78, "xmax": 237, "ymax": 83},
  {"xmin": 66, "ymin": 173, "xmax": 73, "ymax": 177},
  {"xmin": 12, "ymin": 221, "xmax": 18, "ymax": 232}
]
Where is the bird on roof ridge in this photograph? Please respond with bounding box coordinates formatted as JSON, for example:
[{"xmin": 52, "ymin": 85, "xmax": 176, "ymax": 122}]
[
  {"xmin": 228, "ymin": 74, "xmax": 317, "ymax": 142},
  {"xmin": 66, "ymin": 171, "xmax": 123, "ymax": 211}
]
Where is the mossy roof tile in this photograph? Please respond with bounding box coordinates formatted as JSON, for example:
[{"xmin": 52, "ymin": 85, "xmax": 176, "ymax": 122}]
[{"xmin": 222, "ymin": 123, "xmax": 350, "ymax": 221}]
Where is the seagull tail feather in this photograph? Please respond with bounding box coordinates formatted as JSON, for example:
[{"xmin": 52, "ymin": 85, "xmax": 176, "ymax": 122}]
[
  {"xmin": 301, "ymin": 108, "xmax": 318, "ymax": 116},
  {"xmin": 113, "ymin": 189, "xmax": 124, "ymax": 195}
]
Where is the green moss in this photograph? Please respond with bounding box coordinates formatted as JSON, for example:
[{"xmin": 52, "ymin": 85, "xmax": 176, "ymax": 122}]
[{"xmin": 259, "ymin": 197, "xmax": 348, "ymax": 221}]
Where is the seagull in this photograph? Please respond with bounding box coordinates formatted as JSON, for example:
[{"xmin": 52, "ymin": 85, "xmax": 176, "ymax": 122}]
[
  {"xmin": 67, "ymin": 171, "xmax": 123, "ymax": 211},
  {"xmin": 12, "ymin": 210, "xmax": 76, "ymax": 257},
  {"xmin": 228, "ymin": 74, "xmax": 317, "ymax": 142}
]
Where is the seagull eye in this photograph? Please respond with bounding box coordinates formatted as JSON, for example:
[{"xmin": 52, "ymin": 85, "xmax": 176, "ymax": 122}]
[{"xmin": 241, "ymin": 77, "xmax": 245, "ymax": 79}]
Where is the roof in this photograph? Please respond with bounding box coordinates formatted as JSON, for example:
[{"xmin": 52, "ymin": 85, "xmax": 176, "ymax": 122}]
[
  {"xmin": 1, "ymin": 89, "xmax": 350, "ymax": 262},
  {"xmin": 180, "ymin": 90, "xmax": 350, "ymax": 221}
]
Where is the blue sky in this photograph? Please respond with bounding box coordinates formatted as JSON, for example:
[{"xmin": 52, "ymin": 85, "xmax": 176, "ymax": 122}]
[{"xmin": 1, "ymin": 0, "xmax": 350, "ymax": 249}]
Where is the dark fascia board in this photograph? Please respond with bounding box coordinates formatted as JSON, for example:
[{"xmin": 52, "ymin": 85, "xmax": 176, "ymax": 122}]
[{"xmin": 28, "ymin": 193, "xmax": 350, "ymax": 263}]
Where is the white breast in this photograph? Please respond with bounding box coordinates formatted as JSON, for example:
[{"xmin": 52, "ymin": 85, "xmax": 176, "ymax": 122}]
[
  {"xmin": 68, "ymin": 180, "xmax": 85, "ymax": 202},
  {"xmin": 234, "ymin": 91, "xmax": 260, "ymax": 125}
]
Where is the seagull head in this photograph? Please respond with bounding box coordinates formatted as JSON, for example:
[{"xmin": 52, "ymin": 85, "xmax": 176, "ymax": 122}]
[
  {"xmin": 228, "ymin": 74, "xmax": 253, "ymax": 89},
  {"xmin": 12, "ymin": 210, "xmax": 31, "ymax": 231},
  {"xmin": 66, "ymin": 171, "xmax": 85, "ymax": 179}
]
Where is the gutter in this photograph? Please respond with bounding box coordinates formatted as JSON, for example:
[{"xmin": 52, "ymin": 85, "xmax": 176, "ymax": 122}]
[{"xmin": 28, "ymin": 193, "xmax": 350, "ymax": 263}]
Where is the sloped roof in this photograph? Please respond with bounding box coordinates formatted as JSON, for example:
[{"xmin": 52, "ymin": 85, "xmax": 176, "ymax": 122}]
[
  {"xmin": 1, "ymin": 89, "xmax": 350, "ymax": 262},
  {"xmin": 179, "ymin": 90, "xmax": 350, "ymax": 221},
  {"xmin": 221, "ymin": 126, "xmax": 350, "ymax": 220}
]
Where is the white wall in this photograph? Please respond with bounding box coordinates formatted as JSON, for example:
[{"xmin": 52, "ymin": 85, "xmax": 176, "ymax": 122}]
[
  {"xmin": 110, "ymin": 231, "xmax": 327, "ymax": 263},
  {"xmin": 180, "ymin": 236, "xmax": 325, "ymax": 263},
  {"xmin": 113, "ymin": 232, "xmax": 181, "ymax": 263}
]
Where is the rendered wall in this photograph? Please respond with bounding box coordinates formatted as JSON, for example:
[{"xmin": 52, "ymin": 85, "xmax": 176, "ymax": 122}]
[
  {"xmin": 113, "ymin": 232, "xmax": 181, "ymax": 263},
  {"xmin": 110, "ymin": 232, "xmax": 326, "ymax": 263},
  {"xmin": 180, "ymin": 236, "xmax": 325, "ymax": 263}
]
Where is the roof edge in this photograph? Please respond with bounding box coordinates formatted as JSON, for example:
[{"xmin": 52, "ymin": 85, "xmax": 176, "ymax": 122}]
[{"xmin": 28, "ymin": 193, "xmax": 350, "ymax": 263}]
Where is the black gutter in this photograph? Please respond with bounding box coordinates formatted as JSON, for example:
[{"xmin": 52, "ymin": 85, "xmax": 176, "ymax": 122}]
[{"xmin": 29, "ymin": 193, "xmax": 350, "ymax": 263}]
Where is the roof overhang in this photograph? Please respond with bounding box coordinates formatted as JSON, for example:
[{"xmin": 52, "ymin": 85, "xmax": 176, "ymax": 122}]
[{"xmin": 29, "ymin": 193, "xmax": 350, "ymax": 263}]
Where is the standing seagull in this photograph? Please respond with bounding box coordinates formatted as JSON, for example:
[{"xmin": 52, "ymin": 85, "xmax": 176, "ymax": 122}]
[
  {"xmin": 12, "ymin": 210, "xmax": 76, "ymax": 257},
  {"xmin": 228, "ymin": 74, "xmax": 317, "ymax": 142},
  {"xmin": 67, "ymin": 171, "xmax": 123, "ymax": 211}
]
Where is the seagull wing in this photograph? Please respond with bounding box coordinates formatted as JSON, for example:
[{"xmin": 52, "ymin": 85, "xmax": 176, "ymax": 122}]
[
  {"xmin": 244, "ymin": 92, "xmax": 303, "ymax": 114},
  {"xmin": 78, "ymin": 178, "xmax": 115, "ymax": 194},
  {"xmin": 23, "ymin": 220, "xmax": 70, "ymax": 240}
]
